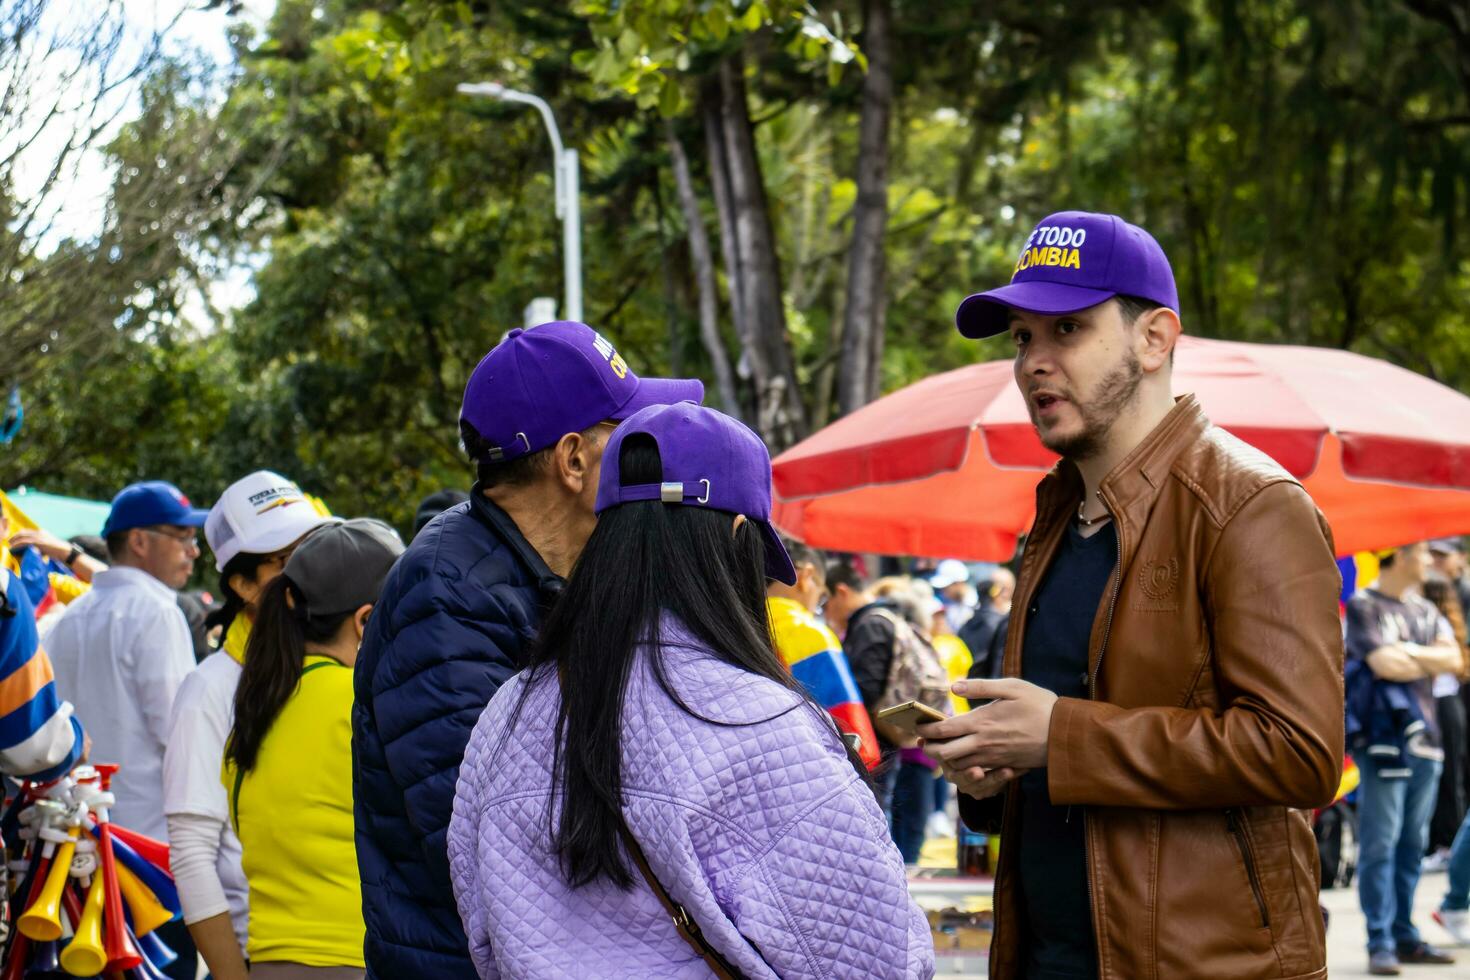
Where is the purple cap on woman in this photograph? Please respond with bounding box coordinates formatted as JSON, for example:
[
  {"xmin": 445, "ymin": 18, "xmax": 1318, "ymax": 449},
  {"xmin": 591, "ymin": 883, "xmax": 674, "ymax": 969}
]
[{"xmin": 595, "ymin": 402, "xmax": 797, "ymax": 585}]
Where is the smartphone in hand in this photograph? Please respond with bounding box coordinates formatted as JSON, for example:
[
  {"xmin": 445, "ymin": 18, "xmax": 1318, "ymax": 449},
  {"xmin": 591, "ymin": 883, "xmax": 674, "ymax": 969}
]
[{"xmin": 875, "ymin": 700, "xmax": 948, "ymax": 738}]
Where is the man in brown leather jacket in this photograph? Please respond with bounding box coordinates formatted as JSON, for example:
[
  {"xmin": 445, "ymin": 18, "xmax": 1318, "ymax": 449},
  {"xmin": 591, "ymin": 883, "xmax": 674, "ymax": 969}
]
[{"xmin": 918, "ymin": 211, "xmax": 1344, "ymax": 979}]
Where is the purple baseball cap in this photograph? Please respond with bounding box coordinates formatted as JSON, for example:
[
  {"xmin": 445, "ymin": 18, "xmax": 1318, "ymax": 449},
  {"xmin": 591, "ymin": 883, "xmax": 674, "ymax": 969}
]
[
  {"xmin": 595, "ymin": 402, "xmax": 797, "ymax": 586},
  {"xmin": 956, "ymin": 211, "xmax": 1179, "ymax": 339},
  {"xmin": 459, "ymin": 321, "xmax": 704, "ymax": 462}
]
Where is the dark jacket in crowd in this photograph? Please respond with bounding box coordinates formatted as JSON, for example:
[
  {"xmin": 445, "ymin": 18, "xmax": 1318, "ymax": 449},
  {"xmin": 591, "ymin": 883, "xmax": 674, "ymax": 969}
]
[
  {"xmin": 353, "ymin": 489, "xmax": 562, "ymax": 980},
  {"xmin": 961, "ymin": 607, "xmax": 1008, "ymax": 682},
  {"xmin": 1344, "ymin": 656, "xmax": 1429, "ymax": 775},
  {"xmin": 843, "ymin": 600, "xmax": 902, "ymax": 750}
]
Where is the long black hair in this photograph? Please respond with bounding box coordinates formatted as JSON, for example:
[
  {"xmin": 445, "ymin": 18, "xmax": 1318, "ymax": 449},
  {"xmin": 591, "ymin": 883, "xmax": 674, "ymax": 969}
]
[
  {"xmin": 225, "ymin": 574, "xmax": 354, "ymax": 774},
  {"xmin": 204, "ymin": 551, "xmax": 275, "ymax": 641},
  {"xmin": 515, "ymin": 433, "xmax": 867, "ymax": 890}
]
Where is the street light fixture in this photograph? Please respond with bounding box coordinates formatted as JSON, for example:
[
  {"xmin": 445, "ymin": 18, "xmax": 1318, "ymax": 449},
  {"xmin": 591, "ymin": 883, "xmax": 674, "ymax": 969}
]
[{"xmin": 457, "ymin": 81, "xmax": 583, "ymax": 323}]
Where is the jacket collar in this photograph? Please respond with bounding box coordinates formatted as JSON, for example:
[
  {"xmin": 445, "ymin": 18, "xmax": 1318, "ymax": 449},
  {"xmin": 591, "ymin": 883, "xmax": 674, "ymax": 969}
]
[{"xmin": 469, "ymin": 484, "xmax": 564, "ymax": 603}]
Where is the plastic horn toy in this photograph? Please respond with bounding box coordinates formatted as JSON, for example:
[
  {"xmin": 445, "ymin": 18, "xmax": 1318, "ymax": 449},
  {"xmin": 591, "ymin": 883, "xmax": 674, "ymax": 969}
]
[
  {"xmin": 1, "ymin": 799, "xmax": 67, "ymax": 980},
  {"xmin": 133, "ymin": 927, "xmax": 176, "ymax": 971},
  {"xmin": 26, "ymin": 938, "xmax": 60, "ymax": 975},
  {"xmin": 59, "ymin": 883, "xmax": 83, "ymax": 943},
  {"xmin": 58, "ymin": 874, "xmax": 106, "ymax": 977},
  {"xmin": 122, "ymin": 923, "xmax": 167, "ymax": 980},
  {"xmin": 112, "ymin": 863, "xmax": 171, "ymax": 937},
  {"xmin": 17, "ymin": 825, "xmax": 78, "ymax": 941},
  {"xmin": 92, "ymin": 832, "xmax": 177, "ymax": 916},
  {"xmin": 103, "ymin": 826, "xmax": 168, "ymax": 874},
  {"xmin": 71, "ymin": 765, "xmax": 141, "ymax": 971}
]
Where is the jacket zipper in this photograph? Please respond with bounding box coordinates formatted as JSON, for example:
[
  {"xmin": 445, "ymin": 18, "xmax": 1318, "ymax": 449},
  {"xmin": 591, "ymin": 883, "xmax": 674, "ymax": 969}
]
[{"xmin": 1227, "ymin": 809, "xmax": 1270, "ymax": 928}]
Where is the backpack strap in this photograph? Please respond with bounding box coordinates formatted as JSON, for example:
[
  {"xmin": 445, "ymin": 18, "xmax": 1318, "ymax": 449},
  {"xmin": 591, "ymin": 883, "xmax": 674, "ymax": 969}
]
[{"xmin": 617, "ymin": 824, "xmax": 747, "ymax": 980}]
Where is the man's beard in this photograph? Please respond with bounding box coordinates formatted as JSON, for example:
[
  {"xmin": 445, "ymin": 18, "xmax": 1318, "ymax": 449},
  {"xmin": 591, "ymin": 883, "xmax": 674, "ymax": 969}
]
[{"xmin": 1039, "ymin": 351, "xmax": 1143, "ymax": 461}]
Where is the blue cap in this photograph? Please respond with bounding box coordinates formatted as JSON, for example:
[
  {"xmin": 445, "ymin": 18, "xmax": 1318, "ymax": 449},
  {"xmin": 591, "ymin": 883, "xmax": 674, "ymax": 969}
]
[
  {"xmin": 459, "ymin": 321, "xmax": 704, "ymax": 463},
  {"xmin": 101, "ymin": 481, "xmax": 210, "ymax": 537}
]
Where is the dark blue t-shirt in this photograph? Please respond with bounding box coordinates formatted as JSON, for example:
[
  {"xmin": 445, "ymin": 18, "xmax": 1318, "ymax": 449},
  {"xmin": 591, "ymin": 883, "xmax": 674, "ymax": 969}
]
[{"xmin": 1017, "ymin": 521, "xmax": 1116, "ymax": 979}]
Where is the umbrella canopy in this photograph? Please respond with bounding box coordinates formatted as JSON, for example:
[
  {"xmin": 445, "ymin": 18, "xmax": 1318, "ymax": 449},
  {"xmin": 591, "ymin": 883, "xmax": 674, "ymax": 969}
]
[
  {"xmin": 3, "ymin": 487, "xmax": 110, "ymax": 541},
  {"xmin": 772, "ymin": 336, "xmax": 1470, "ymax": 560}
]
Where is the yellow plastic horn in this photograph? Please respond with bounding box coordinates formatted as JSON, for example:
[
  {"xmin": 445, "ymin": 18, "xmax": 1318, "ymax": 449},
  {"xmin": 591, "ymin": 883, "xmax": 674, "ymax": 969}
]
[
  {"xmin": 18, "ymin": 826, "xmax": 78, "ymax": 941},
  {"xmin": 60, "ymin": 875, "xmax": 107, "ymax": 977},
  {"xmin": 113, "ymin": 861, "xmax": 173, "ymax": 937}
]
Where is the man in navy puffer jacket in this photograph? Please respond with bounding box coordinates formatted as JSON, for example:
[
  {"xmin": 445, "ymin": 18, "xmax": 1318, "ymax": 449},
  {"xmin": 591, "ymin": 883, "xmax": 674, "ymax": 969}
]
[{"xmin": 353, "ymin": 321, "xmax": 702, "ymax": 979}]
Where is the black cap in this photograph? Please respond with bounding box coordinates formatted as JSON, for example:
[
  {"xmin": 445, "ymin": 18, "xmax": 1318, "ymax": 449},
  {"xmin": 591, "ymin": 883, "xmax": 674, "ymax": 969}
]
[{"xmin": 284, "ymin": 518, "xmax": 404, "ymax": 617}]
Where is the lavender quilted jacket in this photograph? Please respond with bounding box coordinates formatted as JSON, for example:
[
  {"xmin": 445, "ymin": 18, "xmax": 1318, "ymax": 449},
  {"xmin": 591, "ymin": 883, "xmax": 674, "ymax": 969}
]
[{"xmin": 448, "ymin": 620, "xmax": 934, "ymax": 978}]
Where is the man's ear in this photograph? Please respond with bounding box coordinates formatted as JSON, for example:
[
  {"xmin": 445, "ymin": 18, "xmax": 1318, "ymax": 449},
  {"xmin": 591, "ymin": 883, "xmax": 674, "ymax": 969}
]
[
  {"xmin": 1135, "ymin": 306, "xmax": 1181, "ymax": 373},
  {"xmin": 550, "ymin": 430, "xmax": 596, "ymax": 494}
]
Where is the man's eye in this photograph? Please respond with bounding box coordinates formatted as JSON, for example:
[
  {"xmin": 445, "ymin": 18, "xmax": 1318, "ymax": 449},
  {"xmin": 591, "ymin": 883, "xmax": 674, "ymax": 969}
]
[
  {"xmin": 1057, "ymin": 320, "xmax": 1079, "ymax": 335},
  {"xmin": 1010, "ymin": 331, "xmax": 1029, "ymax": 347}
]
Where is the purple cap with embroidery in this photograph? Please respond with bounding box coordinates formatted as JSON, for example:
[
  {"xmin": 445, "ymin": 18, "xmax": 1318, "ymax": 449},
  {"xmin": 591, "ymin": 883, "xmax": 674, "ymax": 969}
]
[
  {"xmin": 595, "ymin": 402, "xmax": 797, "ymax": 585},
  {"xmin": 956, "ymin": 211, "xmax": 1179, "ymax": 339},
  {"xmin": 459, "ymin": 321, "xmax": 705, "ymax": 463}
]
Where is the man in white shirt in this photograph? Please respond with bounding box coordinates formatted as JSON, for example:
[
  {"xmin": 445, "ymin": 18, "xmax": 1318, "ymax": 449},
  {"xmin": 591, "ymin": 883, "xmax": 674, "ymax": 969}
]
[
  {"xmin": 164, "ymin": 471, "xmax": 329, "ymax": 980},
  {"xmin": 46, "ymin": 480, "xmax": 207, "ymax": 838}
]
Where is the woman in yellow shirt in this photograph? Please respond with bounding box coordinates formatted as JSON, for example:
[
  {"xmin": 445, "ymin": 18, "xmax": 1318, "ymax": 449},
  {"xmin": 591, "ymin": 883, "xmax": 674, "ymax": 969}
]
[{"xmin": 223, "ymin": 518, "xmax": 403, "ymax": 980}]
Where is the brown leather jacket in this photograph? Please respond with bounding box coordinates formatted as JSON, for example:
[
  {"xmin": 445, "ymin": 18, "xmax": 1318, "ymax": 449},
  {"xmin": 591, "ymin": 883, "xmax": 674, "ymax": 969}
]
[{"xmin": 961, "ymin": 395, "xmax": 1344, "ymax": 980}]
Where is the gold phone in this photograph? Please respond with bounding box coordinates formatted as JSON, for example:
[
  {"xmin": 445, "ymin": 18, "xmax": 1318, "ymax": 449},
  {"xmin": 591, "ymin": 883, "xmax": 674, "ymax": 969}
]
[{"xmin": 875, "ymin": 700, "xmax": 947, "ymax": 736}]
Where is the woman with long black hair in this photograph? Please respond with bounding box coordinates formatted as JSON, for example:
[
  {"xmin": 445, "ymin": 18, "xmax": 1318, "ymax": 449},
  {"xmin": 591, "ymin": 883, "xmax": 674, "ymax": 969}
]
[
  {"xmin": 449, "ymin": 403, "xmax": 931, "ymax": 979},
  {"xmin": 224, "ymin": 518, "xmax": 403, "ymax": 980}
]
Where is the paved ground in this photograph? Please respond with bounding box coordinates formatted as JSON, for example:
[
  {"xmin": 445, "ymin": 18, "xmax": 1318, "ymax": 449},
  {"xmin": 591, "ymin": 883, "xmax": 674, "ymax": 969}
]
[{"xmin": 1323, "ymin": 871, "xmax": 1466, "ymax": 977}]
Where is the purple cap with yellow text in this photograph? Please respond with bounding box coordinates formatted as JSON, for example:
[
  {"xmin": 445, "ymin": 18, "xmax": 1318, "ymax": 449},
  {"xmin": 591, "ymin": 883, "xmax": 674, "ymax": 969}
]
[
  {"xmin": 956, "ymin": 211, "xmax": 1178, "ymax": 339},
  {"xmin": 459, "ymin": 321, "xmax": 705, "ymax": 463}
]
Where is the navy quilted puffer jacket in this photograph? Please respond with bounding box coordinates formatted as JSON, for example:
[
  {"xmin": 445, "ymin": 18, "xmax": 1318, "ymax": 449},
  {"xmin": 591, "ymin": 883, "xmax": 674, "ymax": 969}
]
[{"xmin": 353, "ymin": 489, "xmax": 561, "ymax": 980}]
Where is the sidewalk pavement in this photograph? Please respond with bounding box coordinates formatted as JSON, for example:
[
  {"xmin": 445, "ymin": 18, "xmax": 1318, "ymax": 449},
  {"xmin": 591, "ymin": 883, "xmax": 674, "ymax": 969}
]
[{"xmin": 1324, "ymin": 871, "xmax": 1465, "ymax": 977}]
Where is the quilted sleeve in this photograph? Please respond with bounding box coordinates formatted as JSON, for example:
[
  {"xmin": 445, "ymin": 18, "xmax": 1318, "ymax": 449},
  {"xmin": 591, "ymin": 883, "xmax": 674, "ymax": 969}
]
[
  {"xmin": 727, "ymin": 778, "xmax": 934, "ymax": 978},
  {"xmin": 373, "ymin": 598, "xmax": 521, "ymax": 888},
  {"xmin": 447, "ymin": 710, "xmax": 502, "ymax": 980}
]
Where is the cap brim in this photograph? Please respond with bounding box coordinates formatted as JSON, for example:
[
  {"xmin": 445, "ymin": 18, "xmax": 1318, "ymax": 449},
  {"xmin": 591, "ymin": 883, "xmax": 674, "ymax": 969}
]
[
  {"xmin": 611, "ymin": 376, "xmax": 705, "ymax": 421},
  {"xmin": 179, "ymin": 509, "xmax": 210, "ymax": 527},
  {"xmin": 956, "ymin": 281, "xmax": 1118, "ymax": 338},
  {"xmin": 758, "ymin": 521, "xmax": 797, "ymax": 586}
]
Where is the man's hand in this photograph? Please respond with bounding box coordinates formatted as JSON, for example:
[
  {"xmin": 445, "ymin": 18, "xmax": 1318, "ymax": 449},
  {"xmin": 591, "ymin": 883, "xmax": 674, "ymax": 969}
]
[
  {"xmin": 939, "ymin": 762, "xmax": 1027, "ymax": 801},
  {"xmin": 915, "ymin": 677, "xmax": 1059, "ymax": 772}
]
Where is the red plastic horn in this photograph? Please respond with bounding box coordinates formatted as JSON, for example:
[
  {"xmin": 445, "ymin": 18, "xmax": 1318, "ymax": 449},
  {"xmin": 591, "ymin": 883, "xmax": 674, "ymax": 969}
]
[
  {"xmin": 61, "ymin": 880, "xmax": 84, "ymax": 936},
  {"xmin": 88, "ymin": 764, "xmax": 142, "ymax": 971}
]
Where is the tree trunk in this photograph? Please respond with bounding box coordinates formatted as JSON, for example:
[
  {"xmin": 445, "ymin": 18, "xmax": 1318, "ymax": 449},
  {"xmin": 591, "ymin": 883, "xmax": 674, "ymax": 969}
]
[
  {"xmin": 838, "ymin": 0, "xmax": 893, "ymax": 415},
  {"xmin": 701, "ymin": 79, "xmax": 748, "ymax": 361},
  {"xmin": 713, "ymin": 50, "xmax": 807, "ymax": 448},
  {"xmin": 665, "ymin": 121, "xmax": 742, "ymax": 418}
]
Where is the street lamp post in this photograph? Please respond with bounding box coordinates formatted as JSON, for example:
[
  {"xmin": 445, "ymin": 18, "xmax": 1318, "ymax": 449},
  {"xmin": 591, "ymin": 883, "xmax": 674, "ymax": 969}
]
[{"xmin": 457, "ymin": 81, "xmax": 583, "ymax": 323}]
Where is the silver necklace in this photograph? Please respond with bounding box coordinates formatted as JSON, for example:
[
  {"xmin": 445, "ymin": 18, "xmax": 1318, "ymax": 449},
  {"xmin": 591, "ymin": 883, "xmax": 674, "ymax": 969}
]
[{"xmin": 1077, "ymin": 495, "xmax": 1111, "ymax": 528}]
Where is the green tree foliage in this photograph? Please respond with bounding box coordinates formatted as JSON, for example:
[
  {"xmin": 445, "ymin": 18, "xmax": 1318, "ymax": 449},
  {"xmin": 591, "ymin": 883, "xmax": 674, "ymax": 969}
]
[{"xmin": 3, "ymin": 0, "xmax": 1468, "ymax": 539}]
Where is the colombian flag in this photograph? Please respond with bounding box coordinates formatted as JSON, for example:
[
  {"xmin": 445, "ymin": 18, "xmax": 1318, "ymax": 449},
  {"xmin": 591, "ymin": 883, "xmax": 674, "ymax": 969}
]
[
  {"xmin": 1, "ymin": 490, "xmax": 86, "ymax": 618},
  {"xmin": 767, "ymin": 596, "xmax": 882, "ymax": 770}
]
